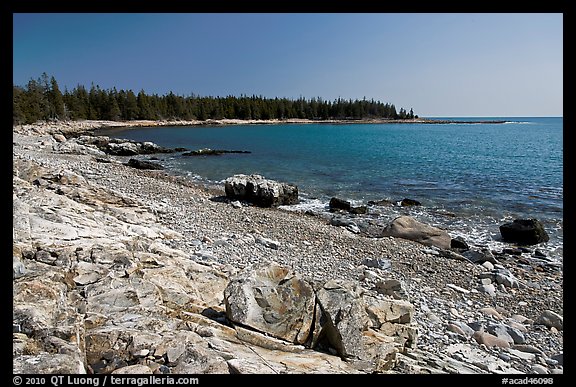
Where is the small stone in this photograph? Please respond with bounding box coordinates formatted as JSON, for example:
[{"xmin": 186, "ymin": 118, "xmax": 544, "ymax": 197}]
[
  {"xmin": 478, "ymin": 284, "xmax": 496, "ymax": 296},
  {"xmin": 512, "ymin": 344, "xmax": 544, "ymax": 355},
  {"xmin": 363, "ymin": 269, "xmax": 382, "ymax": 282},
  {"xmin": 545, "ymin": 358, "xmax": 558, "ymax": 366},
  {"xmin": 479, "ymin": 307, "xmax": 503, "ymax": 320},
  {"xmin": 510, "ymin": 314, "xmax": 531, "ymax": 324},
  {"xmin": 535, "ymin": 310, "xmax": 563, "ymax": 330},
  {"xmin": 551, "ymin": 353, "xmax": 563, "ymax": 366},
  {"xmin": 481, "ymin": 261, "xmax": 494, "ymax": 271},
  {"xmin": 112, "ymin": 365, "xmax": 153, "ymax": 374},
  {"xmin": 131, "ymin": 349, "xmax": 150, "ymax": 358},
  {"xmin": 531, "ymin": 364, "xmax": 549, "ymax": 374},
  {"xmin": 53, "ymin": 134, "xmax": 67, "ymax": 142},
  {"xmin": 507, "ymin": 348, "xmax": 535, "ymax": 361},
  {"xmin": 473, "ymin": 331, "xmax": 510, "ymax": 348},
  {"xmin": 446, "ymin": 323, "xmax": 466, "ymax": 336},
  {"xmin": 447, "ymin": 283, "xmax": 470, "ymax": 294},
  {"xmin": 255, "ymin": 236, "xmax": 280, "ymax": 250},
  {"xmin": 361, "ymin": 257, "xmax": 392, "ymax": 270},
  {"xmin": 231, "ymin": 200, "xmax": 242, "ymax": 208},
  {"xmin": 499, "ymin": 353, "xmax": 511, "ymax": 362},
  {"xmin": 449, "ymin": 308, "xmax": 463, "ymax": 318}
]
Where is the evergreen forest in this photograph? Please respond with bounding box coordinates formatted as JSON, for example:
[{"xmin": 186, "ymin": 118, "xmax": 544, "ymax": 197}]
[{"xmin": 13, "ymin": 73, "xmax": 417, "ymax": 124}]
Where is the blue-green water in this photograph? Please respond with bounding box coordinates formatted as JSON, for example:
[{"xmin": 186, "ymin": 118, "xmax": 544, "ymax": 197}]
[{"xmin": 97, "ymin": 117, "xmax": 563, "ymax": 261}]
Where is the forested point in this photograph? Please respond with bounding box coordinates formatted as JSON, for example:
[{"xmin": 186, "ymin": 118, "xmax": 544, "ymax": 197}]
[{"xmin": 13, "ymin": 73, "xmax": 417, "ymax": 125}]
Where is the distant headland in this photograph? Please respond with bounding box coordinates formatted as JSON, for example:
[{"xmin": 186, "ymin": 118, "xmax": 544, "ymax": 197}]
[{"xmin": 13, "ymin": 73, "xmax": 508, "ymax": 127}]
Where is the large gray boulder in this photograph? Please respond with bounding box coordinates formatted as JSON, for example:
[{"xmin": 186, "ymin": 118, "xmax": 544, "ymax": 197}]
[
  {"xmin": 224, "ymin": 263, "xmax": 316, "ymax": 345},
  {"xmin": 224, "ymin": 265, "xmax": 417, "ymax": 373},
  {"xmin": 224, "ymin": 174, "xmax": 299, "ymax": 207},
  {"xmin": 312, "ymin": 279, "xmax": 368, "ymax": 358},
  {"xmin": 380, "ymin": 216, "xmax": 452, "ymax": 249}
]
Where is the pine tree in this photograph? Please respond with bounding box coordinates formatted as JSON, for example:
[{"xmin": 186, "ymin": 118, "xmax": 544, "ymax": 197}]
[{"xmin": 49, "ymin": 76, "xmax": 65, "ymax": 119}]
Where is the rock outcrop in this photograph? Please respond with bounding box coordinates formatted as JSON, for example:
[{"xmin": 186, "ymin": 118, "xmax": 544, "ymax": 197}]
[
  {"xmin": 13, "ymin": 155, "xmax": 415, "ymax": 374},
  {"xmin": 224, "ymin": 264, "xmax": 417, "ymax": 373},
  {"xmin": 224, "ymin": 174, "xmax": 299, "ymax": 207}
]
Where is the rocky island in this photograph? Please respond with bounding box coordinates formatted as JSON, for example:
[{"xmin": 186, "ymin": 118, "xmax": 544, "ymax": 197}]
[{"xmin": 13, "ymin": 121, "xmax": 563, "ymax": 375}]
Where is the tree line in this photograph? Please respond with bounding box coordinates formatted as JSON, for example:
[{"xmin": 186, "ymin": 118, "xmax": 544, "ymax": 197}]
[{"xmin": 13, "ymin": 73, "xmax": 417, "ymax": 124}]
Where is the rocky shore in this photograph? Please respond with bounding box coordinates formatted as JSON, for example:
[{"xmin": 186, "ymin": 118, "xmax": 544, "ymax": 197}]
[
  {"xmin": 15, "ymin": 117, "xmax": 508, "ymax": 137},
  {"xmin": 13, "ymin": 121, "xmax": 563, "ymax": 374}
]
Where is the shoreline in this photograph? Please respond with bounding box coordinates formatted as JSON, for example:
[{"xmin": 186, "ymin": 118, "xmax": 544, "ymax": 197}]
[
  {"xmin": 15, "ymin": 117, "xmax": 509, "ymax": 137},
  {"xmin": 12, "ymin": 123, "xmax": 563, "ymax": 374}
]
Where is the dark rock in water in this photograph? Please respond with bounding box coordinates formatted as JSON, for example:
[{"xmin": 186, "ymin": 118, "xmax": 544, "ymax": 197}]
[
  {"xmin": 499, "ymin": 219, "xmax": 549, "ymax": 245},
  {"xmin": 329, "ymin": 197, "xmax": 367, "ymax": 214},
  {"xmin": 224, "ymin": 174, "xmax": 298, "ymax": 207},
  {"xmin": 126, "ymin": 159, "xmax": 164, "ymax": 170},
  {"xmin": 182, "ymin": 148, "xmax": 251, "ymax": 156},
  {"xmin": 329, "ymin": 197, "xmax": 351, "ymax": 212},
  {"xmin": 451, "ymin": 236, "xmax": 469, "ymax": 251},
  {"xmin": 350, "ymin": 205, "xmax": 368, "ymax": 214},
  {"xmin": 174, "ymin": 147, "xmax": 188, "ymax": 152},
  {"xmin": 400, "ymin": 198, "xmax": 421, "ymax": 207}
]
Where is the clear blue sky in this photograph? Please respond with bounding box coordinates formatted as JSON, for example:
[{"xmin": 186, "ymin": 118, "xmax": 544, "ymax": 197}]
[{"xmin": 13, "ymin": 13, "xmax": 563, "ymax": 117}]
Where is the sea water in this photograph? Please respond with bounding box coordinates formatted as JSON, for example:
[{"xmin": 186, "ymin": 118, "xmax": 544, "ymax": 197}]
[{"xmin": 97, "ymin": 117, "xmax": 563, "ymax": 262}]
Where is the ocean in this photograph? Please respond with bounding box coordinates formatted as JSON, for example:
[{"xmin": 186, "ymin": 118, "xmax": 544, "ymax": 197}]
[{"xmin": 96, "ymin": 117, "xmax": 563, "ymax": 262}]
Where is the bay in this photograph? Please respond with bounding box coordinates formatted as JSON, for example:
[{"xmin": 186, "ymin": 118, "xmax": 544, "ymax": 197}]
[{"xmin": 96, "ymin": 117, "xmax": 563, "ymax": 262}]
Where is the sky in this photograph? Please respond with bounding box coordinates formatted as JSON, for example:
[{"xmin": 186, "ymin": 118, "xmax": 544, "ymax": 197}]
[{"xmin": 13, "ymin": 13, "xmax": 563, "ymax": 117}]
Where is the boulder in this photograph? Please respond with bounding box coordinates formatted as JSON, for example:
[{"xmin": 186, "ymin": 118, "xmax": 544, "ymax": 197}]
[
  {"xmin": 224, "ymin": 174, "xmax": 299, "ymax": 207},
  {"xmin": 400, "ymin": 198, "xmax": 421, "ymax": 206},
  {"xmin": 329, "ymin": 197, "xmax": 351, "ymax": 211},
  {"xmin": 312, "ymin": 279, "xmax": 368, "ymax": 358},
  {"xmin": 126, "ymin": 158, "xmax": 164, "ymax": 170},
  {"xmin": 107, "ymin": 142, "xmax": 140, "ymax": 156},
  {"xmin": 224, "ymin": 263, "xmax": 315, "ymax": 345},
  {"xmin": 499, "ymin": 219, "xmax": 549, "ymax": 245},
  {"xmin": 451, "ymin": 236, "xmax": 469, "ymax": 251},
  {"xmin": 329, "ymin": 197, "xmax": 366, "ymax": 214},
  {"xmin": 380, "ymin": 216, "xmax": 451, "ymax": 249}
]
